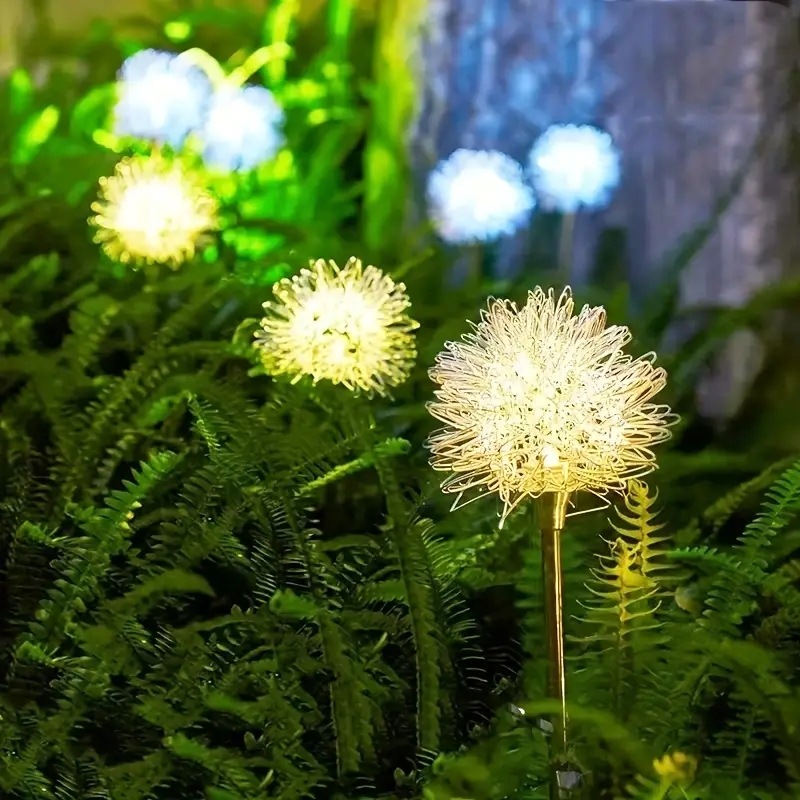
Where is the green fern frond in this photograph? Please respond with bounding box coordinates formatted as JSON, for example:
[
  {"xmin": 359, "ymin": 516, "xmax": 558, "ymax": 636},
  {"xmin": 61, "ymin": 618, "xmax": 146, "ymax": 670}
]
[
  {"xmin": 700, "ymin": 459, "xmax": 800, "ymax": 636},
  {"xmin": 610, "ymin": 480, "xmax": 676, "ymax": 589},
  {"xmin": 62, "ymin": 295, "xmax": 119, "ymax": 371},
  {"xmin": 739, "ymin": 461, "xmax": 800, "ymax": 572},
  {"xmin": 574, "ymin": 482, "xmax": 677, "ymax": 726},
  {"xmin": 27, "ymin": 450, "xmax": 181, "ymax": 649},
  {"xmin": 63, "ymin": 284, "xmax": 223, "ymax": 500},
  {"xmin": 579, "ymin": 480, "xmax": 672, "ymax": 644},
  {"xmin": 373, "ymin": 458, "xmax": 443, "ymax": 756},
  {"xmin": 99, "ymin": 751, "xmax": 173, "ymax": 800},
  {"xmin": 296, "ymin": 436, "xmax": 409, "ymax": 498},
  {"xmin": 668, "ymin": 545, "xmax": 741, "ymax": 574},
  {"xmin": 675, "ymin": 455, "xmax": 798, "ymax": 546}
]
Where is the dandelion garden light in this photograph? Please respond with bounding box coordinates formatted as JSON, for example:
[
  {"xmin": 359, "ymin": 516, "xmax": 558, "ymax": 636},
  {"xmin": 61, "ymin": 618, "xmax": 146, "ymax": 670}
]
[
  {"xmin": 199, "ymin": 85, "xmax": 284, "ymax": 172},
  {"xmin": 112, "ymin": 46, "xmax": 285, "ymax": 174},
  {"xmin": 427, "ymin": 149, "xmax": 535, "ymax": 245},
  {"xmin": 114, "ymin": 49, "xmax": 212, "ymax": 148},
  {"xmin": 529, "ymin": 124, "xmax": 621, "ymax": 281},
  {"xmin": 91, "ymin": 154, "xmax": 218, "ymax": 267},
  {"xmin": 529, "ymin": 124, "xmax": 620, "ymax": 214},
  {"xmin": 254, "ymin": 257, "xmax": 419, "ymax": 396},
  {"xmin": 426, "ymin": 287, "xmax": 675, "ymax": 793}
]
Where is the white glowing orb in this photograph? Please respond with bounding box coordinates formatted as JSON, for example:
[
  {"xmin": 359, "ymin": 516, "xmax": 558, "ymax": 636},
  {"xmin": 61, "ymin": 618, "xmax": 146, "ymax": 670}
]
[
  {"xmin": 91, "ymin": 155, "xmax": 218, "ymax": 267},
  {"xmin": 427, "ymin": 149, "xmax": 536, "ymax": 245},
  {"xmin": 114, "ymin": 49, "xmax": 212, "ymax": 148},
  {"xmin": 529, "ymin": 124, "xmax": 621, "ymax": 213},
  {"xmin": 199, "ymin": 85, "xmax": 284, "ymax": 172}
]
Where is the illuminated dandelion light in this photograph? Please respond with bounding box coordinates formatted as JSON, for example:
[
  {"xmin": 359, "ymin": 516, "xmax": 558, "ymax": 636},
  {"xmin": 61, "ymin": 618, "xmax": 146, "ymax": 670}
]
[
  {"xmin": 426, "ymin": 287, "xmax": 676, "ymax": 526},
  {"xmin": 91, "ymin": 154, "xmax": 218, "ymax": 267},
  {"xmin": 427, "ymin": 149, "xmax": 536, "ymax": 245},
  {"xmin": 114, "ymin": 49, "xmax": 212, "ymax": 148},
  {"xmin": 529, "ymin": 124, "xmax": 621, "ymax": 213},
  {"xmin": 199, "ymin": 85, "xmax": 284, "ymax": 172},
  {"xmin": 254, "ymin": 257, "xmax": 419, "ymax": 395}
]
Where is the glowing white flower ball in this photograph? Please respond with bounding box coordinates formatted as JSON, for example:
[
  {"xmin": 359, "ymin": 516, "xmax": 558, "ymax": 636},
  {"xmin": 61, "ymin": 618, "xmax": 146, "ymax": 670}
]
[
  {"xmin": 114, "ymin": 49, "xmax": 212, "ymax": 148},
  {"xmin": 427, "ymin": 149, "xmax": 536, "ymax": 245},
  {"xmin": 529, "ymin": 124, "xmax": 621, "ymax": 213},
  {"xmin": 199, "ymin": 85, "xmax": 284, "ymax": 172},
  {"xmin": 91, "ymin": 154, "xmax": 218, "ymax": 267}
]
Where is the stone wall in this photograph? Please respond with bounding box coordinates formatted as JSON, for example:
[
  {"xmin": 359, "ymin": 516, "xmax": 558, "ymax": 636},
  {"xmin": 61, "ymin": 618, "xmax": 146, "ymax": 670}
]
[
  {"xmin": 603, "ymin": 1, "xmax": 797, "ymax": 418},
  {"xmin": 601, "ymin": 1, "xmax": 792, "ymax": 296}
]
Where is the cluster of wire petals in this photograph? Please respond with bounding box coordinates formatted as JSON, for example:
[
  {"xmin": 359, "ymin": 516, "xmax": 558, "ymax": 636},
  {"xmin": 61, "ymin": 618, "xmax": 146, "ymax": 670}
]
[
  {"xmin": 427, "ymin": 149, "xmax": 535, "ymax": 245},
  {"xmin": 114, "ymin": 49, "xmax": 212, "ymax": 148},
  {"xmin": 426, "ymin": 287, "xmax": 676, "ymax": 525},
  {"xmin": 90, "ymin": 154, "xmax": 218, "ymax": 267},
  {"xmin": 529, "ymin": 124, "xmax": 620, "ymax": 213},
  {"xmin": 254, "ymin": 257, "xmax": 419, "ymax": 395},
  {"xmin": 199, "ymin": 85, "xmax": 284, "ymax": 172}
]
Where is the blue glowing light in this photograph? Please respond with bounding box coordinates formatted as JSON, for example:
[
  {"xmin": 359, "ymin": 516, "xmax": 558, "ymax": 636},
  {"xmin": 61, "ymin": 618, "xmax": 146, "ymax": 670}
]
[
  {"xmin": 198, "ymin": 85, "xmax": 284, "ymax": 172},
  {"xmin": 427, "ymin": 149, "xmax": 536, "ymax": 245},
  {"xmin": 528, "ymin": 124, "xmax": 621, "ymax": 213},
  {"xmin": 114, "ymin": 50, "xmax": 212, "ymax": 148}
]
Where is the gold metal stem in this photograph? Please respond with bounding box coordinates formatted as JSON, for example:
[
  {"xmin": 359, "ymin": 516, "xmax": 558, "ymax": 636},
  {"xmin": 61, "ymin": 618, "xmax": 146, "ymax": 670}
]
[
  {"xmin": 557, "ymin": 212, "xmax": 576, "ymax": 285},
  {"xmin": 468, "ymin": 242, "xmax": 484, "ymax": 290},
  {"xmin": 539, "ymin": 490, "xmax": 570, "ymax": 797}
]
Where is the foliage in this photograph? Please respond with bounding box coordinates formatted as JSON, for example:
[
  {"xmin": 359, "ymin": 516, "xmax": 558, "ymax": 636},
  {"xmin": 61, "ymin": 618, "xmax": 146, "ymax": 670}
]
[
  {"xmin": 1, "ymin": 2, "xmax": 800, "ymax": 800},
  {"xmin": 424, "ymin": 469, "xmax": 800, "ymax": 800},
  {"xmin": 0, "ymin": 281, "xmax": 487, "ymax": 797}
]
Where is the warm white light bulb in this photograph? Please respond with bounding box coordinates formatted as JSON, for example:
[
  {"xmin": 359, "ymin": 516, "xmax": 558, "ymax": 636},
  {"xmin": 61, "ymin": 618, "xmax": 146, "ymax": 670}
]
[{"xmin": 91, "ymin": 154, "xmax": 218, "ymax": 267}]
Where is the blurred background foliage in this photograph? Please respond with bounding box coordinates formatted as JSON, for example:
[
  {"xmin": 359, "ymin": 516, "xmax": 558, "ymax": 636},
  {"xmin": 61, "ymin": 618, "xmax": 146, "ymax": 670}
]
[{"xmin": 1, "ymin": 1, "xmax": 800, "ymax": 799}]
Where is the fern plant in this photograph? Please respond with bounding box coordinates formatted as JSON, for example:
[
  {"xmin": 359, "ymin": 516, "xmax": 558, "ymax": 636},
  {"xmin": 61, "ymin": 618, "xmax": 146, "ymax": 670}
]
[
  {"xmin": 0, "ymin": 267, "xmax": 498, "ymax": 799},
  {"xmin": 574, "ymin": 466, "xmax": 800, "ymax": 798},
  {"xmin": 4, "ymin": 4, "xmax": 800, "ymax": 800},
  {"xmin": 417, "ymin": 464, "xmax": 800, "ymax": 800}
]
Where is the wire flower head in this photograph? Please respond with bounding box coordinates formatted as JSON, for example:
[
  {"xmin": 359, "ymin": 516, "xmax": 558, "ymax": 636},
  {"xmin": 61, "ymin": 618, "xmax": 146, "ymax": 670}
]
[
  {"xmin": 198, "ymin": 85, "xmax": 284, "ymax": 172},
  {"xmin": 114, "ymin": 49, "xmax": 212, "ymax": 148},
  {"xmin": 427, "ymin": 149, "xmax": 536, "ymax": 245},
  {"xmin": 255, "ymin": 257, "xmax": 419, "ymax": 395},
  {"xmin": 427, "ymin": 287, "xmax": 676, "ymax": 526},
  {"xmin": 529, "ymin": 124, "xmax": 621, "ymax": 213},
  {"xmin": 91, "ymin": 154, "xmax": 218, "ymax": 267}
]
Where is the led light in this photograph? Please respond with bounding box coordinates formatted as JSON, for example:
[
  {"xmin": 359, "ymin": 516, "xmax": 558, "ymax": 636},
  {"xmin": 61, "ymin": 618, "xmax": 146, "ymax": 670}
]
[
  {"xmin": 91, "ymin": 154, "xmax": 218, "ymax": 267},
  {"xmin": 114, "ymin": 49, "xmax": 212, "ymax": 147},
  {"xmin": 426, "ymin": 287, "xmax": 676, "ymax": 525},
  {"xmin": 529, "ymin": 124, "xmax": 620, "ymax": 213},
  {"xmin": 199, "ymin": 85, "xmax": 284, "ymax": 172},
  {"xmin": 255, "ymin": 257, "xmax": 419, "ymax": 395},
  {"xmin": 427, "ymin": 149, "xmax": 535, "ymax": 245}
]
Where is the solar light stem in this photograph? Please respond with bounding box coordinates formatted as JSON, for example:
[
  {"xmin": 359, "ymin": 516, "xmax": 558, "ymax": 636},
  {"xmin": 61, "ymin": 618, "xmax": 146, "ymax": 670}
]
[
  {"xmin": 539, "ymin": 490, "xmax": 570, "ymax": 799},
  {"xmin": 557, "ymin": 212, "xmax": 576, "ymax": 284},
  {"xmin": 468, "ymin": 242, "xmax": 484, "ymax": 291}
]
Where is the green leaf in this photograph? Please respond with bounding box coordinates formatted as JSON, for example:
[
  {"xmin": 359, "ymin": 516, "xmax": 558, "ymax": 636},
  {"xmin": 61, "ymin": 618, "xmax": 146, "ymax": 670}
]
[
  {"xmin": 137, "ymin": 392, "xmax": 192, "ymax": 426},
  {"xmin": 223, "ymin": 226, "xmax": 285, "ymax": 260},
  {"xmin": 107, "ymin": 569, "xmax": 214, "ymax": 615},
  {"xmin": 14, "ymin": 521, "xmax": 60, "ymax": 547},
  {"xmin": 8, "ymin": 68, "xmax": 34, "ymax": 118},
  {"xmin": 70, "ymin": 83, "xmax": 116, "ymax": 138},
  {"xmin": 269, "ymin": 589, "xmax": 320, "ymax": 619},
  {"xmin": 164, "ymin": 19, "xmax": 193, "ymax": 42},
  {"xmin": 12, "ymin": 106, "xmax": 60, "ymax": 166},
  {"xmin": 205, "ymin": 789, "xmax": 241, "ymax": 800}
]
